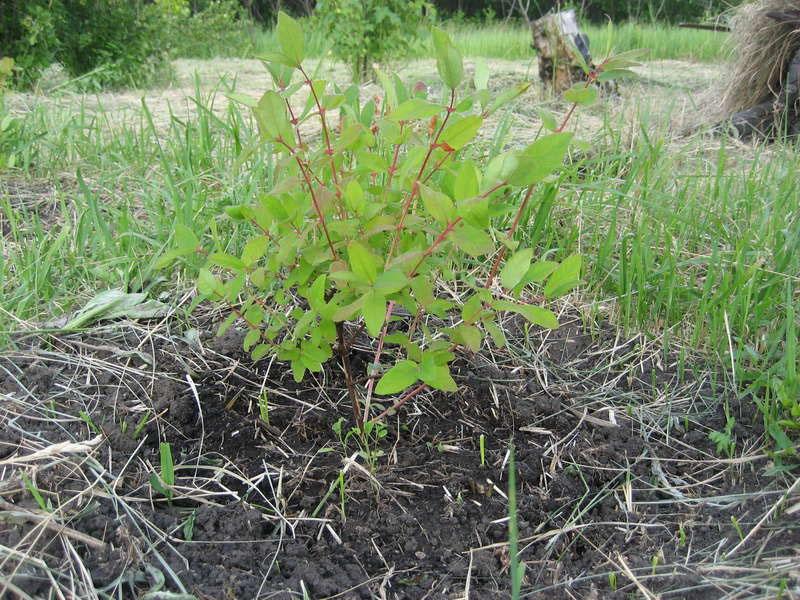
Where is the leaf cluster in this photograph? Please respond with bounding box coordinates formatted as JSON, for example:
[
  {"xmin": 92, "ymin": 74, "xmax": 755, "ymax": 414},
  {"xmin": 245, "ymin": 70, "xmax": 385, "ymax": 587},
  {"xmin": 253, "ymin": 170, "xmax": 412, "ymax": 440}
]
[{"xmin": 164, "ymin": 13, "xmax": 607, "ymax": 428}]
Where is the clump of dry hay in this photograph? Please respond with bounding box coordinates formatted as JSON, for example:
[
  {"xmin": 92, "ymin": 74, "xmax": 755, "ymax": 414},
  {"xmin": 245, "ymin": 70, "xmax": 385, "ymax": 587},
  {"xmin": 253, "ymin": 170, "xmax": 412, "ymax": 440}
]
[{"xmin": 721, "ymin": 0, "xmax": 800, "ymax": 116}]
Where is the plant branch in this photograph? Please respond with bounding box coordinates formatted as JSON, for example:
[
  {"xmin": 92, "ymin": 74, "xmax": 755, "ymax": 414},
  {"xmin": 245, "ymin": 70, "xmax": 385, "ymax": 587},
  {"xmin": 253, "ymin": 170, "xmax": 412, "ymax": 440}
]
[
  {"xmin": 385, "ymin": 89, "xmax": 457, "ymax": 266},
  {"xmin": 485, "ymin": 183, "xmax": 535, "ymax": 289},
  {"xmin": 336, "ymin": 321, "xmax": 362, "ymax": 432},
  {"xmin": 362, "ymin": 300, "xmax": 396, "ymax": 421},
  {"xmin": 279, "ymin": 139, "xmax": 338, "ymax": 260}
]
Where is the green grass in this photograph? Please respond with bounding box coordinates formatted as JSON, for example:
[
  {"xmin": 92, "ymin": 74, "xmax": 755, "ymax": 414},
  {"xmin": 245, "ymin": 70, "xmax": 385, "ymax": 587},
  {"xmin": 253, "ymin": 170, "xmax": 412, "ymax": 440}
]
[{"xmin": 212, "ymin": 20, "xmax": 729, "ymax": 63}]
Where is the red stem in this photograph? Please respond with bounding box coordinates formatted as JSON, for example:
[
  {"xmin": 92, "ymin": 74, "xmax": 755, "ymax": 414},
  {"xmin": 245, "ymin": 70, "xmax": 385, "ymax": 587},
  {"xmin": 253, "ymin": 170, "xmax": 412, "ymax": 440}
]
[
  {"xmin": 299, "ymin": 66, "xmax": 341, "ymax": 192},
  {"xmin": 385, "ymin": 89, "xmax": 457, "ymax": 266},
  {"xmin": 280, "ymin": 139, "xmax": 338, "ymax": 260},
  {"xmin": 485, "ymin": 184, "xmax": 535, "ymax": 289},
  {"xmin": 408, "ymin": 217, "xmax": 462, "ymax": 278},
  {"xmin": 371, "ymin": 383, "xmax": 429, "ymax": 423}
]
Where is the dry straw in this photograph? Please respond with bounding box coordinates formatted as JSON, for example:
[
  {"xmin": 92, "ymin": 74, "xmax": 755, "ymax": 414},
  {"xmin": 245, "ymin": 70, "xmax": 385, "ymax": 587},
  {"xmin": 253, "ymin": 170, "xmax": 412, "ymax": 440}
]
[{"xmin": 721, "ymin": 0, "xmax": 800, "ymax": 116}]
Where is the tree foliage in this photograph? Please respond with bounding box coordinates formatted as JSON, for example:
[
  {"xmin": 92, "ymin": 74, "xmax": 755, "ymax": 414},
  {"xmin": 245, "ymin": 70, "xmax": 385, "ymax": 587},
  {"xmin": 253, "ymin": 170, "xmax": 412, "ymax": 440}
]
[
  {"xmin": 0, "ymin": 0, "xmax": 170, "ymax": 88},
  {"xmin": 314, "ymin": 0, "xmax": 433, "ymax": 81}
]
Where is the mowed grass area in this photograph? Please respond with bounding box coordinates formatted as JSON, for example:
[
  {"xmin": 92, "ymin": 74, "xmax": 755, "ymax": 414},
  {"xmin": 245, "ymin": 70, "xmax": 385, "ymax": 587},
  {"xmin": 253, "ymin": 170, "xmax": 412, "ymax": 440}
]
[
  {"xmin": 1, "ymin": 57, "xmax": 797, "ymax": 432},
  {"xmin": 200, "ymin": 20, "xmax": 731, "ymax": 62}
]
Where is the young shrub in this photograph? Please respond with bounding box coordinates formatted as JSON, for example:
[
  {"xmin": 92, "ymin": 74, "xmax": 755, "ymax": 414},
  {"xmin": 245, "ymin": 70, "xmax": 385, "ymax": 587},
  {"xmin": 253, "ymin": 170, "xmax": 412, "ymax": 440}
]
[
  {"xmin": 313, "ymin": 0, "xmax": 433, "ymax": 81},
  {"xmin": 167, "ymin": 14, "xmax": 629, "ymax": 439}
]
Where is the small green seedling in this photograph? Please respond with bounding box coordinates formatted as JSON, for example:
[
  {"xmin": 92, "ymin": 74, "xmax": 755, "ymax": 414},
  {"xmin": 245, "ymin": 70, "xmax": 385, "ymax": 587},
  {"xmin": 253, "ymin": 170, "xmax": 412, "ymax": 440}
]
[
  {"xmin": 479, "ymin": 433, "xmax": 486, "ymax": 467},
  {"xmin": 132, "ymin": 410, "xmax": 151, "ymax": 439},
  {"xmin": 21, "ymin": 473, "xmax": 51, "ymax": 512},
  {"xmin": 678, "ymin": 522, "xmax": 687, "ymax": 548},
  {"xmin": 508, "ymin": 444, "xmax": 525, "ymax": 599},
  {"xmin": 731, "ymin": 515, "xmax": 745, "ymax": 542},
  {"xmin": 149, "ymin": 442, "xmax": 175, "ymax": 501},
  {"xmin": 183, "ymin": 509, "xmax": 197, "ymax": 541},
  {"xmin": 608, "ymin": 571, "xmax": 617, "ymax": 592},
  {"xmin": 79, "ymin": 410, "xmax": 101, "ymax": 434},
  {"xmin": 258, "ymin": 390, "xmax": 270, "ymax": 425}
]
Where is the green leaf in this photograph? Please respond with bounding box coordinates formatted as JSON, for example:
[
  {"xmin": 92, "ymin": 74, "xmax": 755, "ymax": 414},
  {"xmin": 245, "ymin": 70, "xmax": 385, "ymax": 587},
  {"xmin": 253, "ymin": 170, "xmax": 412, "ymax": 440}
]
[
  {"xmin": 564, "ymin": 84, "xmax": 598, "ymax": 106},
  {"xmin": 461, "ymin": 294, "xmax": 483, "ymax": 324},
  {"xmin": 483, "ymin": 151, "xmax": 519, "ymax": 189},
  {"xmin": 451, "ymin": 325, "xmax": 482, "ymax": 352},
  {"xmin": 332, "ymin": 295, "xmax": 366, "ymax": 322},
  {"xmin": 474, "ymin": 58, "xmax": 489, "ymax": 91},
  {"xmin": 254, "ymin": 90, "xmax": 295, "ymax": 144},
  {"xmin": 344, "ymin": 179, "xmax": 365, "ymax": 215},
  {"xmin": 374, "ymin": 269, "xmax": 409, "ymax": 295},
  {"xmin": 452, "ymin": 221, "xmax": 494, "ymax": 257},
  {"xmin": 419, "ymin": 184, "xmax": 455, "ymax": 224},
  {"xmin": 432, "ymin": 28, "xmax": 464, "ymax": 90},
  {"xmin": 453, "ymin": 162, "xmax": 480, "ymax": 201},
  {"xmin": 276, "ymin": 11, "xmax": 304, "ymax": 67},
  {"xmin": 242, "ymin": 236, "xmax": 269, "ymax": 267},
  {"xmin": 388, "ymin": 98, "xmax": 444, "ymax": 122},
  {"xmin": 209, "ymin": 253, "xmax": 246, "ymax": 271},
  {"xmin": 174, "ymin": 223, "xmax": 199, "ymax": 250},
  {"xmin": 485, "ymin": 82, "xmax": 530, "ymax": 116},
  {"xmin": 485, "ymin": 320, "xmax": 507, "ymax": 348},
  {"xmin": 544, "ymin": 254, "xmax": 582, "ymax": 299},
  {"xmin": 226, "ymin": 92, "xmax": 258, "ymax": 108},
  {"xmin": 363, "ymin": 292, "xmax": 386, "ymax": 336},
  {"xmin": 348, "ymin": 241, "xmax": 379, "ymax": 284},
  {"xmin": 440, "ymin": 115, "xmax": 482, "ymax": 150},
  {"xmin": 291, "ymin": 359, "xmax": 306, "ymax": 382},
  {"xmin": 411, "ymin": 276, "xmax": 434, "ymax": 307},
  {"xmin": 243, "ymin": 329, "xmax": 261, "ymax": 352},
  {"xmin": 525, "ymin": 260, "xmax": 558, "ymax": 284},
  {"xmin": 376, "ymin": 360, "xmax": 419, "ymax": 395},
  {"xmin": 537, "ymin": 108, "xmax": 558, "ymax": 132},
  {"xmin": 492, "ymin": 299, "xmax": 559, "ymax": 329},
  {"xmin": 500, "ymin": 248, "xmax": 534, "ymax": 290},
  {"xmin": 508, "ymin": 132, "xmax": 573, "ymax": 187},
  {"xmin": 250, "ymin": 343, "xmax": 268, "ymax": 361},
  {"xmin": 420, "ymin": 353, "xmax": 457, "ymax": 391},
  {"xmin": 197, "ymin": 269, "xmax": 220, "ymax": 297},
  {"xmin": 597, "ymin": 68, "xmax": 637, "ymax": 83}
]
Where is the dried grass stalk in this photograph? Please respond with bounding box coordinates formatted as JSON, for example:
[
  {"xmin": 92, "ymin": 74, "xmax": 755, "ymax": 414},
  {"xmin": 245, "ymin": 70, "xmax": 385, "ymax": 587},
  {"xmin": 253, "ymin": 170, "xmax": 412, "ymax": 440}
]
[{"xmin": 722, "ymin": 0, "xmax": 800, "ymax": 116}]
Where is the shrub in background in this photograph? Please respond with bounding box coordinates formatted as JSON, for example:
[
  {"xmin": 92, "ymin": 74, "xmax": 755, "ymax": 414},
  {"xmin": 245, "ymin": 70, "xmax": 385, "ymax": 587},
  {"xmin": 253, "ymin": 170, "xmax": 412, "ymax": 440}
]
[
  {"xmin": 162, "ymin": 0, "xmax": 257, "ymax": 59},
  {"xmin": 314, "ymin": 0, "xmax": 433, "ymax": 81},
  {"xmin": 0, "ymin": 0, "xmax": 171, "ymax": 89}
]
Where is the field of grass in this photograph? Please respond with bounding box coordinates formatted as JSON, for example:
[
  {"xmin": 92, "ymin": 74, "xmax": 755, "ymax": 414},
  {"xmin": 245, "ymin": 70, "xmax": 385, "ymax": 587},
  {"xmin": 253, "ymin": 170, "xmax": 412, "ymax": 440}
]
[{"xmin": 189, "ymin": 19, "xmax": 731, "ymax": 63}]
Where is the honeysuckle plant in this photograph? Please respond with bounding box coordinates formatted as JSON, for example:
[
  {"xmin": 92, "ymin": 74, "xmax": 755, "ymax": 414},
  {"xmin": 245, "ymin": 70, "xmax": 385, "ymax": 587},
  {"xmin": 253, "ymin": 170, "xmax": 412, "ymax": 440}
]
[{"xmin": 163, "ymin": 13, "xmax": 637, "ymax": 438}]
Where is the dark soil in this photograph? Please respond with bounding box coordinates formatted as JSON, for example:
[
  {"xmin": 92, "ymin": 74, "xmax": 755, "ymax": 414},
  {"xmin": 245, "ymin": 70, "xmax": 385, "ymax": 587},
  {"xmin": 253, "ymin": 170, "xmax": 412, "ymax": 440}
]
[{"xmin": 1, "ymin": 315, "xmax": 797, "ymax": 599}]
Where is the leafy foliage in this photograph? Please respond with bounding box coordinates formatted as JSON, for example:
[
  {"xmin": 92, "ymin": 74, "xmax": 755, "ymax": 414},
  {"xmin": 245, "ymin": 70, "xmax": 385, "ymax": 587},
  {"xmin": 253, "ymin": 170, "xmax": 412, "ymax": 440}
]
[
  {"xmin": 314, "ymin": 0, "xmax": 433, "ymax": 81},
  {"xmin": 0, "ymin": 0, "xmax": 171, "ymax": 89},
  {"xmin": 165, "ymin": 14, "xmax": 632, "ymax": 434}
]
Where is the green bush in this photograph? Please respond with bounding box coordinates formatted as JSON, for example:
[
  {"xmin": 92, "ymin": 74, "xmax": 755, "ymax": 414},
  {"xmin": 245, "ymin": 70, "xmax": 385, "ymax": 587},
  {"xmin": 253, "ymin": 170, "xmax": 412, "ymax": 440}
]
[
  {"xmin": 162, "ymin": 14, "xmax": 634, "ymax": 451},
  {"xmin": 163, "ymin": 0, "xmax": 255, "ymax": 59},
  {"xmin": 314, "ymin": 0, "xmax": 433, "ymax": 81},
  {"xmin": 0, "ymin": 0, "xmax": 171, "ymax": 89}
]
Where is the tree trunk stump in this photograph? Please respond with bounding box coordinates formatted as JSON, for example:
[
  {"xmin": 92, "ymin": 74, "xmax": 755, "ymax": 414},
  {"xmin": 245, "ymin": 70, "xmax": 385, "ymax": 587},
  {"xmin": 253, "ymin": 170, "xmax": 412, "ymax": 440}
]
[{"xmin": 531, "ymin": 10, "xmax": 593, "ymax": 93}]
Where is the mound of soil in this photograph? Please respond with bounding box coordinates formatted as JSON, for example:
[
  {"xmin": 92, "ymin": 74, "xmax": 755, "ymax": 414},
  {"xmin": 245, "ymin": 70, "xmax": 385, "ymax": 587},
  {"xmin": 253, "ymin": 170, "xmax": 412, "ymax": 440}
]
[{"xmin": 0, "ymin": 314, "xmax": 796, "ymax": 599}]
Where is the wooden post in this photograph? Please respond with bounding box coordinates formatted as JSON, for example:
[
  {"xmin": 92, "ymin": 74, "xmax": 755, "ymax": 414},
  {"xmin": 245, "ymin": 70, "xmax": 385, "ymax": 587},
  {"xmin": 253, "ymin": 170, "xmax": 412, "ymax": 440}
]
[{"xmin": 531, "ymin": 10, "xmax": 592, "ymax": 93}]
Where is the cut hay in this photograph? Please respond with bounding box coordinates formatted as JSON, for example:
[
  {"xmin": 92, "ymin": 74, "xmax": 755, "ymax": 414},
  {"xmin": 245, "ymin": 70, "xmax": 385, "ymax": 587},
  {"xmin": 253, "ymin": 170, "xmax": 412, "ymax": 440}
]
[{"xmin": 720, "ymin": 0, "xmax": 800, "ymax": 136}]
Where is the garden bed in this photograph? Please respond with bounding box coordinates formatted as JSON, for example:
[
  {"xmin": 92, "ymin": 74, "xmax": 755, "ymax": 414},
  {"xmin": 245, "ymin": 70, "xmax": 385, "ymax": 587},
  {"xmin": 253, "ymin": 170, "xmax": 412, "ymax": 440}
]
[{"xmin": 1, "ymin": 311, "xmax": 796, "ymax": 599}]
